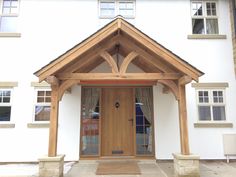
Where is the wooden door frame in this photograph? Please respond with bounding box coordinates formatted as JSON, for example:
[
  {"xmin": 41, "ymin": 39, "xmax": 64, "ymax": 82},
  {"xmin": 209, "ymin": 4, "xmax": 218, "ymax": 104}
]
[{"xmin": 79, "ymin": 86, "xmax": 155, "ymax": 159}]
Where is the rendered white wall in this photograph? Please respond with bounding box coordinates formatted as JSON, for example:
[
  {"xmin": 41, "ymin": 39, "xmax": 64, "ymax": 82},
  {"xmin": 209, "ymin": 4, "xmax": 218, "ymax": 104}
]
[
  {"xmin": 57, "ymin": 85, "xmax": 81, "ymax": 161},
  {"xmin": 153, "ymin": 84, "xmax": 180, "ymax": 159},
  {"xmin": 0, "ymin": 0, "xmax": 235, "ymax": 161}
]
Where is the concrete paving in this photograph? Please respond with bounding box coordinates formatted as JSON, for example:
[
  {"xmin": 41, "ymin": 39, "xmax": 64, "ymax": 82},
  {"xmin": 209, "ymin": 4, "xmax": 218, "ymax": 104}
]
[{"xmin": 65, "ymin": 160, "xmax": 236, "ymax": 177}]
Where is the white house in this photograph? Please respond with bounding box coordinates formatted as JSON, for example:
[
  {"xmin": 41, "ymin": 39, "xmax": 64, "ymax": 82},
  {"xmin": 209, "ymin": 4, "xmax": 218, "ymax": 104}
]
[{"xmin": 0, "ymin": 0, "xmax": 236, "ymax": 176}]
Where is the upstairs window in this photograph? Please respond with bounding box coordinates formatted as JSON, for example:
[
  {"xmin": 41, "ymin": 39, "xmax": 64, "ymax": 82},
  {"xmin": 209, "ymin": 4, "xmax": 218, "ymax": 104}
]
[
  {"xmin": 197, "ymin": 89, "xmax": 226, "ymax": 121},
  {"xmin": 0, "ymin": 0, "xmax": 19, "ymax": 32},
  {"xmin": 0, "ymin": 89, "xmax": 11, "ymax": 121},
  {"xmin": 191, "ymin": 1, "xmax": 219, "ymax": 34},
  {"xmin": 34, "ymin": 89, "xmax": 51, "ymax": 122},
  {"xmin": 99, "ymin": 0, "xmax": 135, "ymax": 18}
]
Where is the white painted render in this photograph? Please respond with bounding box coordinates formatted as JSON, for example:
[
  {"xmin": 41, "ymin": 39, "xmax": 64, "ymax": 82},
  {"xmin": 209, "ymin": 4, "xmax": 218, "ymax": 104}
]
[{"xmin": 0, "ymin": 0, "xmax": 236, "ymax": 162}]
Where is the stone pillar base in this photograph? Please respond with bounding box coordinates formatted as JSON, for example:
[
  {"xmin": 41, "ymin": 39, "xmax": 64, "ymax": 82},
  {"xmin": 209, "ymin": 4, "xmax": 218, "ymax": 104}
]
[
  {"xmin": 38, "ymin": 154, "xmax": 65, "ymax": 177},
  {"xmin": 173, "ymin": 153, "xmax": 200, "ymax": 177}
]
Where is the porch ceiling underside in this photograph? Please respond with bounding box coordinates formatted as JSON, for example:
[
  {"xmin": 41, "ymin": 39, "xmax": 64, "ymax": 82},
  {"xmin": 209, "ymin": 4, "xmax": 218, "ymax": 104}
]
[{"xmin": 34, "ymin": 17, "xmax": 203, "ymax": 83}]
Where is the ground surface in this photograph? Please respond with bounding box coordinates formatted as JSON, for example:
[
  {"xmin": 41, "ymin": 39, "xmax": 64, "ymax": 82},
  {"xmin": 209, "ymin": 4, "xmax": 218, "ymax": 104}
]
[
  {"xmin": 0, "ymin": 160, "xmax": 236, "ymax": 177},
  {"xmin": 65, "ymin": 160, "xmax": 236, "ymax": 177}
]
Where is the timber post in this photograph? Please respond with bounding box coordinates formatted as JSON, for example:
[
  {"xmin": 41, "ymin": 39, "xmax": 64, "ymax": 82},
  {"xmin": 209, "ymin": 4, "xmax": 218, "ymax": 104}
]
[{"xmin": 48, "ymin": 79, "xmax": 60, "ymax": 157}]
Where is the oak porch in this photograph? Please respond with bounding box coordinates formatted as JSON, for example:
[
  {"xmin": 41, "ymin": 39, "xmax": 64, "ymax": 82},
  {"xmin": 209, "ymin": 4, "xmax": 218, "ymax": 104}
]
[{"xmin": 34, "ymin": 17, "xmax": 203, "ymax": 176}]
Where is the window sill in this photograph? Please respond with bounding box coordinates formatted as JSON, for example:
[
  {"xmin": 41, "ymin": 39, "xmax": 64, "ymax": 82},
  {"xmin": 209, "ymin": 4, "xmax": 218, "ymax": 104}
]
[
  {"xmin": 187, "ymin": 34, "xmax": 227, "ymax": 39},
  {"xmin": 194, "ymin": 122, "xmax": 233, "ymax": 128},
  {"xmin": 0, "ymin": 33, "xmax": 21, "ymax": 37},
  {"xmin": 99, "ymin": 16, "xmax": 135, "ymax": 19},
  {"xmin": 0, "ymin": 123, "xmax": 15, "ymax": 128},
  {"xmin": 27, "ymin": 123, "xmax": 50, "ymax": 128}
]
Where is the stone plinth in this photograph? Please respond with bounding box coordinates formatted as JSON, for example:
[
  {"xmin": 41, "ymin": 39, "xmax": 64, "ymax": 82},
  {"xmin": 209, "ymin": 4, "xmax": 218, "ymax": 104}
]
[
  {"xmin": 173, "ymin": 153, "xmax": 200, "ymax": 177},
  {"xmin": 38, "ymin": 154, "xmax": 65, "ymax": 177}
]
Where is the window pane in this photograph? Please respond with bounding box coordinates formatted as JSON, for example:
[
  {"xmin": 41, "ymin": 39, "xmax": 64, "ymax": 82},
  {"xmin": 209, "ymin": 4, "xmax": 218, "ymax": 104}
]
[
  {"xmin": 119, "ymin": 2, "xmax": 134, "ymax": 17},
  {"xmin": 100, "ymin": 2, "xmax": 115, "ymax": 17},
  {"xmin": 198, "ymin": 106, "xmax": 211, "ymax": 121},
  {"xmin": 3, "ymin": 97, "xmax": 10, "ymax": 103},
  {"xmin": 135, "ymin": 88, "xmax": 153, "ymax": 155},
  {"xmin": 2, "ymin": 7, "xmax": 10, "ymax": 14},
  {"xmin": 11, "ymin": 7, "xmax": 18, "ymax": 14},
  {"xmin": 206, "ymin": 19, "xmax": 218, "ymax": 34},
  {"xmin": 11, "ymin": 0, "xmax": 18, "ymax": 7},
  {"xmin": 119, "ymin": 9, "xmax": 134, "ymax": 17},
  {"xmin": 0, "ymin": 16, "xmax": 17, "ymax": 32},
  {"xmin": 192, "ymin": 19, "xmax": 204, "ymax": 34},
  {"xmin": 45, "ymin": 97, "xmax": 51, "ymax": 103},
  {"xmin": 37, "ymin": 97, "xmax": 44, "ymax": 103},
  {"xmin": 213, "ymin": 106, "xmax": 226, "ymax": 121},
  {"xmin": 192, "ymin": 2, "xmax": 203, "ymax": 16},
  {"xmin": 4, "ymin": 91, "xmax": 10, "ymax": 96},
  {"xmin": 0, "ymin": 106, "xmax": 11, "ymax": 121},
  {"xmin": 206, "ymin": 2, "xmax": 217, "ymax": 16},
  {"xmin": 81, "ymin": 88, "xmax": 100, "ymax": 156},
  {"xmin": 38, "ymin": 91, "xmax": 45, "ymax": 96},
  {"xmin": 198, "ymin": 91, "xmax": 209, "ymax": 103},
  {"xmin": 3, "ymin": 0, "xmax": 11, "ymax": 7},
  {"xmin": 35, "ymin": 106, "xmax": 50, "ymax": 121},
  {"xmin": 46, "ymin": 91, "xmax": 51, "ymax": 96}
]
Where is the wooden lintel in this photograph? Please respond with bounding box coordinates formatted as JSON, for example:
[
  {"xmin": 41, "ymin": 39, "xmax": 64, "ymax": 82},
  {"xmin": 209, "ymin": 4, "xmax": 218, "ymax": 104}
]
[
  {"xmin": 46, "ymin": 76, "xmax": 59, "ymax": 86},
  {"xmin": 80, "ymin": 80, "xmax": 156, "ymax": 85},
  {"xmin": 57, "ymin": 73, "xmax": 181, "ymax": 80},
  {"xmin": 178, "ymin": 75, "xmax": 192, "ymax": 85}
]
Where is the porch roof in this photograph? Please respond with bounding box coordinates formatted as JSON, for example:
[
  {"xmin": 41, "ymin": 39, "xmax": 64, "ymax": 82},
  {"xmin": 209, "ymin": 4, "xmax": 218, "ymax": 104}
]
[{"xmin": 34, "ymin": 16, "xmax": 203, "ymax": 83}]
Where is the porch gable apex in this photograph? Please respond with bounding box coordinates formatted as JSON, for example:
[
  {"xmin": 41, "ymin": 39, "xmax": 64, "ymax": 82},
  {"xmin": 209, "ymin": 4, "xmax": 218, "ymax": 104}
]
[{"xmin": 34, "ymin": 16, "xmax": 204, "ymax": 83}]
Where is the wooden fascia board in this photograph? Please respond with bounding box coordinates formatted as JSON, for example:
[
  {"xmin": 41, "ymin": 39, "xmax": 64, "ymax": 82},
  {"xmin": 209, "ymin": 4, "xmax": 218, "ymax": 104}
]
[
  {"xmin": 57, "ymin": 73, "xmax": 181, "ymax": 80},
  {"xmin": 36, "ymin": 20, "xmax": 120, "ymax": 82},
  {"xmin": 120, "ymin": 20, "xmax": 203, "ymax": 81}
]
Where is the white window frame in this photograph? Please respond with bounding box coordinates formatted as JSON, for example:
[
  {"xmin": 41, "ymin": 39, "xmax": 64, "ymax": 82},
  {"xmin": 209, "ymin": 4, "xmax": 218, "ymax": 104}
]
[
  {"xmin": 0, "ymin": 0, "xmax": 20, "ymax": 33},
  {"xmin": 0, "ymin": 88, "xmax": 12, "ymax": 123},
  {"xmin": 33, "ymin": 88, "xmax": 51, "ymax": 123},
  {"xmin": 99, "ymin": 0, "xmax": 135, "ymax": 19},
  {"xmin": 191, "ymin": 0, "xmax": 219, "ymax": 34},
  {"xmin": 196, "ymin": 88, "xmax": 226, "ymax": 122}
]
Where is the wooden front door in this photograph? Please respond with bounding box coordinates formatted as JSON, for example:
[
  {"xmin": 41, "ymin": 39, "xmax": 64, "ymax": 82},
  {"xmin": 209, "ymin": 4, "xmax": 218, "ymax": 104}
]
[{"xmin": 101, "ymin": 88, "xmax": 134, "ymax": 156}]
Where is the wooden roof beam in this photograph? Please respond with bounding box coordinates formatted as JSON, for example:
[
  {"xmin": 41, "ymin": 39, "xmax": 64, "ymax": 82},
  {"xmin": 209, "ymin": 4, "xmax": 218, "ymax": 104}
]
[
  {"xmin": 178, "ymin": 75, "xmax": 192, "ymax": 85},
  {"xmin": 57, "ymin": 73, "xmax": 181, "ymax": 80},
  {"xmin": 119, "ymin": 36, "xmax": 176, "ymax": 73},
  {"xmin": 100, "ymin": 51, "xmax": 119, "ymax": 73},
  {"xmin": 120, "ymin": 21, "xmax": 202, "ymax": 81},
  {"xmin": 46, "ymin": 76, "xmax": 59, "ymax": 86},
  {"xmin": 158, "ymin": 80, "xmax": 179, "ymax": 100},
  {"xmin": 37, "ymin": 21, "xmax": 119, "ymax": 81},
  {"xmin": 59, "ymin": 35, "xmax": 120, "ymax": 75},
  {"xmin": 120, "ymin": 51, "xmax": 139, "ymax": 75}
]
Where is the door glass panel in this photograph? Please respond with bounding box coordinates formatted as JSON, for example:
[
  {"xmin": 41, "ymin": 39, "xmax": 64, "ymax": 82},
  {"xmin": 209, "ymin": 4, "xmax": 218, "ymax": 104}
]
[
  {"xmin": 81, "ymin": 88, "xmax": 100, "ymax": 156},
  {"xmin": 135, "ymin": 88, "xmax": 153, "ymax": 155}
]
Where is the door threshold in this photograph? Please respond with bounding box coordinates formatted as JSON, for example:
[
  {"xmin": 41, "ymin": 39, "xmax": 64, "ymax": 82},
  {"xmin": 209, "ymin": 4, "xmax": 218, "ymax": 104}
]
[{"xmin": 100, "ymin": 156, "xmax": 135, "ymax": 159}]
